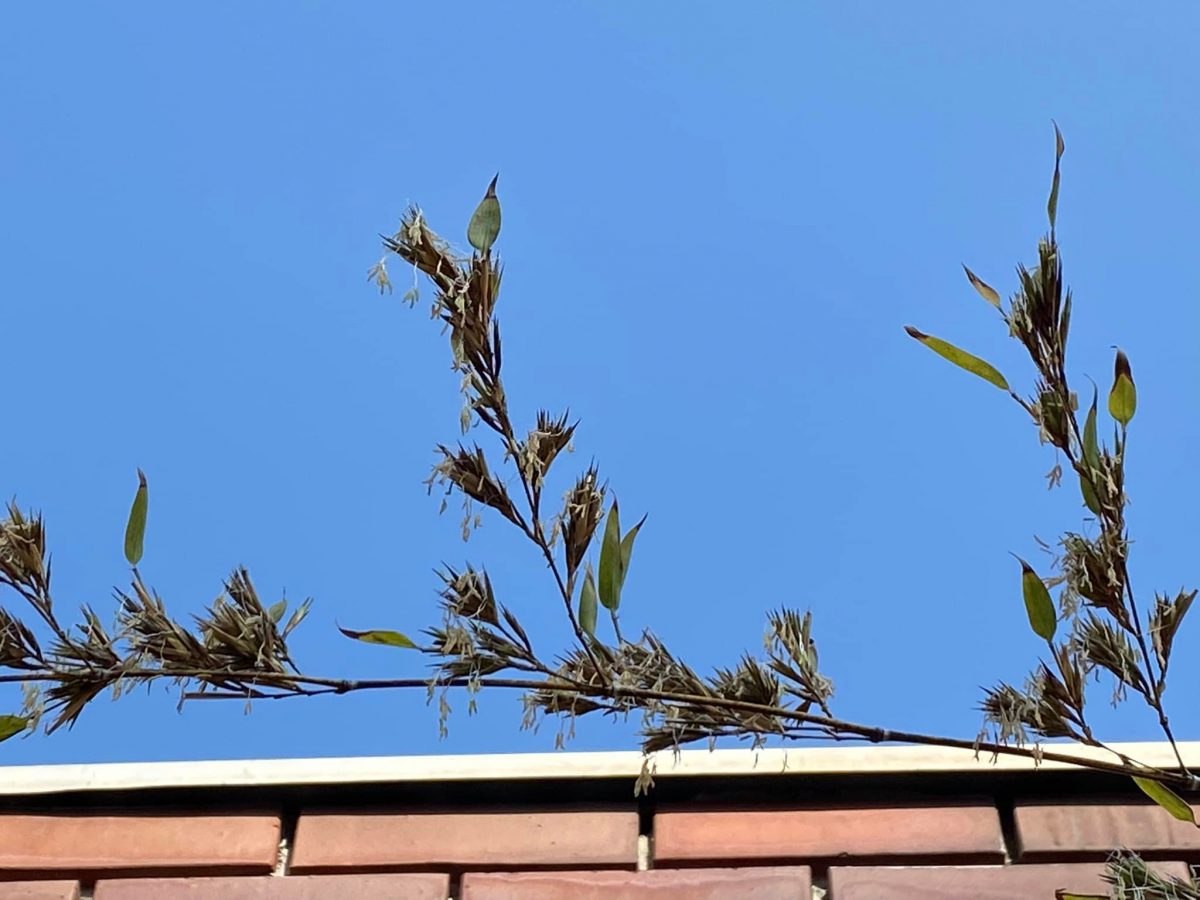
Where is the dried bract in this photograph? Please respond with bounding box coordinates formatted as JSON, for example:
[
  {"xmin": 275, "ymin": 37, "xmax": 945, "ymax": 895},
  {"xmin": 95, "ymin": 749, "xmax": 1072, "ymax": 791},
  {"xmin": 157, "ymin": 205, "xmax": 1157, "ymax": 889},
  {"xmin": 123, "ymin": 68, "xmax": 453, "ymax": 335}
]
[
  {"xmin": 431, "ymin": 445, "xmax": 523, "ymax": 529},
  {"xmin": 560, "ymin": 466, "xmax": 605, "ymax": 580}
]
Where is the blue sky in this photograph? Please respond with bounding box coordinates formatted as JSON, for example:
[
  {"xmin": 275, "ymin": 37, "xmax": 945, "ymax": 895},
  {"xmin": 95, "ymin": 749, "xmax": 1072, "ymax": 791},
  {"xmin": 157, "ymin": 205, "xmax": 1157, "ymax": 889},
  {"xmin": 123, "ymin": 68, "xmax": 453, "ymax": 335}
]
[{"xmin": 2, "ymin": 3, "xmax": 1197, "ymax": 764}]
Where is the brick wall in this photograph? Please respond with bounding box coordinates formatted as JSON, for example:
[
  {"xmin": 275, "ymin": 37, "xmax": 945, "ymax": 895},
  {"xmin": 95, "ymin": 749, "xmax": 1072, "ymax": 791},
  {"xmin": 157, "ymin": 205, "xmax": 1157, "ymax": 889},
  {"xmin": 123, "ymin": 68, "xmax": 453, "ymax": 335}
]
[{"xmin": 0, "ymin": 797, "xmax": 1194, "ymax": 898}]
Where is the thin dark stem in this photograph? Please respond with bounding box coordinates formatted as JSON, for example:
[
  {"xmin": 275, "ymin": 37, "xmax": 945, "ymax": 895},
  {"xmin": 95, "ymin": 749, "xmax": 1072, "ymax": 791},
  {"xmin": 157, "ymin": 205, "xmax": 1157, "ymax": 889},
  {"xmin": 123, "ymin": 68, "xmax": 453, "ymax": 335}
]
[
  {"xmin": 1013, "ymin": 371, "xmax": 1191, "ymax": 783},
  {"xmin": 101, "ymin": 665, "xmax": 1186, "ymax": 787},
  {"xmin": 489, "ymin": 368, "xmax": 607, "ymax": 685}
]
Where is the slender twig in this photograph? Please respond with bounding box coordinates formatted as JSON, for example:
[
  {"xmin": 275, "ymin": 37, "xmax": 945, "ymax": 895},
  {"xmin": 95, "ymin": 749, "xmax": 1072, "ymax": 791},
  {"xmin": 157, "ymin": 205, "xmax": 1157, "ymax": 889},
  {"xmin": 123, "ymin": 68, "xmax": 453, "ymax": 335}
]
[{"xmin": 26, "ymin": 663, "xmax": 1167, "ymax": 786}]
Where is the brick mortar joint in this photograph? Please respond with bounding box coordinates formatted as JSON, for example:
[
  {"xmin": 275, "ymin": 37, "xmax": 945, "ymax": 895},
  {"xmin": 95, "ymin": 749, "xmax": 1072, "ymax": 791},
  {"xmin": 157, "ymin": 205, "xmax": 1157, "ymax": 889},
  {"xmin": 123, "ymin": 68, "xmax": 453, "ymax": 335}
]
[{"xmin": 274, "ymin": 807, "xmax": 299, "ymax": 877}]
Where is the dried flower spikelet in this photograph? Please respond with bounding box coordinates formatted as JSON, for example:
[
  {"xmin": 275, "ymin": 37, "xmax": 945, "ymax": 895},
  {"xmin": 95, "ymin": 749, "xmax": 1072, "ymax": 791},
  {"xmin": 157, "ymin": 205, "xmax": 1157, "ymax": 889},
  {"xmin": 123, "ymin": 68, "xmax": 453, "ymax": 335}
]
[
  {"xmin": 0, "ymin": 505, "xmax": 49, "ymax": 593},
  {"xmin": 560, "ymin": 466, "xmax": 605, "ymax": 578},
  {"xmin": 439, "ymin": 565, "xmax": 499, "ymax": 626}
]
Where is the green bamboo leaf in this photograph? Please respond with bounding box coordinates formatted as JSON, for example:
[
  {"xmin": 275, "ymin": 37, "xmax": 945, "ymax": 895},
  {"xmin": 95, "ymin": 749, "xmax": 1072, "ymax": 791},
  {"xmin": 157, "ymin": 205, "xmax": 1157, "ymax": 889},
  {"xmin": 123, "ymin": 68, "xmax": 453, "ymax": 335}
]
[
  {"xmin": 1133, "ymin": 776, "xmax": 1198, "ymax": 826},
  {"xmin": 1055, "ymin": 892, "xmax": 1107, "ymax": 900},
  {"xmin": 618, "ymin": 514, "xmax": 647, "ymax": 591},
  {"xmin": 962, "ymin": 265, "xmax": 1002, "ymax": 308},
  {"xmin": 268, "ymin": 600, "xmax": 287, "ymax": 623},
  {"xmin": 598, "ymin": 501, "xmax": 622, "ymax": 612},
  {"xmin": 1058, "ymin": 291, "xmax": 1072, "ymax": 348},
  {"xmin": 1083, "ymin": 386, "xmax": 1100, "ymax": 469},
  {"xmin": 1048, "ymin": 121, "xmax": 1065, "ymax": 229},
  {"xmin": 1016, "ymin": 556, "xmax": 1056, "ymax": 641},
  {"xmin": 282, "ymin": 597, "xmax": 312, "ymax": 639},
  {"xmin": 1080, "ymin": 477, "xmax": 1101, "ymax": 517},
  {"xmin": 467, "ymin": 174, "xmax": 501, "ymax": 253},
  {"xmin": 1108, "ymin": 349, "xmax": 1136, "ymax": 426},
  {"xmin": 905, "ymin": 326, "xmax": 1009, "ymax": 391},
  {"xmin": 1080, "ymin": 387, "xmax": 1101, "ymax": 514},
  {"xmin": 579, "ymin": 566, "xmax": 598, "ymax": 639},
  {"xmin": 337, "ymin": 626, "xmax": 417, "ymax": 649},
  {"xmin": 0, "ymin": 715, "xmax": 27, "ymax": 743},
  {"xmin": 124, "ymin": 469, "xmax": 148, "ymax": 566}
]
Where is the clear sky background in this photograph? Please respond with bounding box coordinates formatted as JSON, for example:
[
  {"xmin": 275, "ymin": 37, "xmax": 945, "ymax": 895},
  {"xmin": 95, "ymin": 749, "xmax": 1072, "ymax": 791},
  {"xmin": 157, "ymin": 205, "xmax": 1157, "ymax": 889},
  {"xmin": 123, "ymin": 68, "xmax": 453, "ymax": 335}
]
[{"xmin": 2, "ymin": 3, "xmax": 1198, "ymax": 765}]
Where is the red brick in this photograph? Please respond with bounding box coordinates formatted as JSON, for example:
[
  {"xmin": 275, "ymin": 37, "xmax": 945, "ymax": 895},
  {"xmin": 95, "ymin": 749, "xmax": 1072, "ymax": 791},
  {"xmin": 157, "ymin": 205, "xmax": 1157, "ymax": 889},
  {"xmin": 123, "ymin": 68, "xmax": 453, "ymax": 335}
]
[
  {"xmin": 461, "ymin": 867, "xmax": 811, "ymax": 899},
  {"xmin": 653, "ymin": 805, "xmax": 1003, "ymax": 863},
  {"xmin": 0, "ymin": 884, "xmax": 79, "ymax": 900},
  {"xmin": 93, "ymin": 873, "xmax": 450, "ymax": 900},
  {"xmin": 0, "ymin": 814, "xmax": 280, "ymax": 875},
  {"xmin": 828, "ymin": 861, "xmax": 1192, "ymax": 899},
  {"xmin": 291, "ymin": 810, "xmax": 638, "ymax": 871},
  {"xmin": 1016, "ymin": 803, "xmax": 1200, "ymax": 859}
]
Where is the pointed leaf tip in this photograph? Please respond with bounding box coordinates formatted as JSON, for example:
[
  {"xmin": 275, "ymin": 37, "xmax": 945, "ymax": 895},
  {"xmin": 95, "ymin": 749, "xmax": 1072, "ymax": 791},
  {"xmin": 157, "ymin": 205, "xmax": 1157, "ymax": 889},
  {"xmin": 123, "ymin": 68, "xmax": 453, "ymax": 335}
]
[
  {"xmin": 962, "ymin": 265, "xmax": 1002, "ymax": 308},
  {"xmin": 1053, "ymin": 121, "xmax": 1065, "ymax": 160},
  {"xmin": 905, "ymin": 326, "xmax": 1010, "ymax": 391},
  {"xmin": 1133, "ymin": 776, "xmax": 1197, "ymax": 826},
  {"xmin": 124, "ymin": 469, "xmax": 149, "ymax": 567},
  {"xmin": 1016, "ymin": 556, "xmax": 1057, "ymax": 641}
]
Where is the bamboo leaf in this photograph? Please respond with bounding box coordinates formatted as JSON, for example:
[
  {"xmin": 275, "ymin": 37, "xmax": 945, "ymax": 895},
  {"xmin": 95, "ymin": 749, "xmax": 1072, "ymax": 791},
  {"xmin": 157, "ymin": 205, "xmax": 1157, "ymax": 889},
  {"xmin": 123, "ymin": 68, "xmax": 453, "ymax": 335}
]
[
  {"xmin": 337, "ymin": 626, "xmax": 417, "ymax": 649},
  {"xmin": 1055, "ymin": 892, "xmax": 1107, "ymax": 900},
  {"xmin": 1080, "ymin": 387, "xmax": 1101, "ymax": 514},
  {"xmin": 0, "ymin": 715, "xmax": 27, "ymax": 743},
  {"xmin": 1080, "ymin": 477, "xmax": 1101, "ymax": 517},
  {"xmin": 1133, "ymin": 776, "xmax": 1198, "ymax": 826},
  {"xmin": 467, "ymin": 174, "xmax": 501, "ymax": 253},
  {"xmin": 905, "ymin": 326, "xmax": 1009, "ymax": 390},
  {"xmin": 1059, "ymin": 291, "xmax": 1072, "ymax": 347},
  {"xmin": 1017, "ymin": 556, "xmax": 1056, "ymax": 641},
  {"xmin": 268, "ymin": 600, "xmax": 287, "ymax": 623},
  {"xmin": 282, "ymin": 598, "xmax": 312, "ymax": 639},
  {"xmin": 579, "ymin": 566, "xmax": 598, "ymax": 639},
  {"xmin": 962, "ymin": 265, "xmax": 1002, "ymax": 308},
  {"xmin": 1083, "ymin": 387, "xmax": 1100, "ymax": 469},
  {"xmin": 619, "ymin": 514, "xmax": 647, "ymax": 591},
  {"xmin": 124, "ymin": 468, "xmax": 149, "ymax": 566},
  {"xmin": 598, "ymin": 501, "xmax": 622, "ymax": 612},
  {"xmin": 1048, "ymin": 121, "xmax": 1065, "ymax": 229},
  {"xmin": 1108, "ymin": 349, "xmax": 1136, "ymax": 426}
]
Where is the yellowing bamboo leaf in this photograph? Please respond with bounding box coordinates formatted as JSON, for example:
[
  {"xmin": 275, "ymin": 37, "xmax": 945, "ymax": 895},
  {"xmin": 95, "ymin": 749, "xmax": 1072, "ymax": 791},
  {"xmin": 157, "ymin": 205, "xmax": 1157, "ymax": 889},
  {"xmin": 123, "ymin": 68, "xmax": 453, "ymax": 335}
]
[
  {"xmin": 1133, "ymin": 776, "xmax": 1198, "ymax": 826},
  {"xmin": 962, "ymin": 265, "xmax": 1002, "ymax": 308},
  {"xmin": 0, "ymin": 715, "xmax": 27, "ymax": 743},
  {"xmin": 1108, "ymin": 349, "xmax": 1136, "ymax": 426},
  {"xmin": 1017, "ymin": 556, "xmax": 1056, "ymax": 641},
  {"xmin": 467, "ymin": 174, "xmax": 501, "ymax": 253},
  {"xmin": 124, "ymin": 469, "xmax": 148, "ymax": 566},
  {"xmin": 337, "ymin": 626, "xmax": 417, "ymax": 649},
  {"xmin": 905, "ymin": 326, "xmax": 1009, "ymax": 391}
]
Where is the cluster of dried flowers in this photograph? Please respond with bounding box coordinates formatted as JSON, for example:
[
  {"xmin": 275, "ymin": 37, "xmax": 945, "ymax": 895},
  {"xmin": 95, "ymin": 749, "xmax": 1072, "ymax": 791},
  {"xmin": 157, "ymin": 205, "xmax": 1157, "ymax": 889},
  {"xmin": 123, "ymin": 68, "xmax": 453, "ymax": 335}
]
[{"xmin": 1, "ymin": 128, "xmax": 1196, "ymax": 896}]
